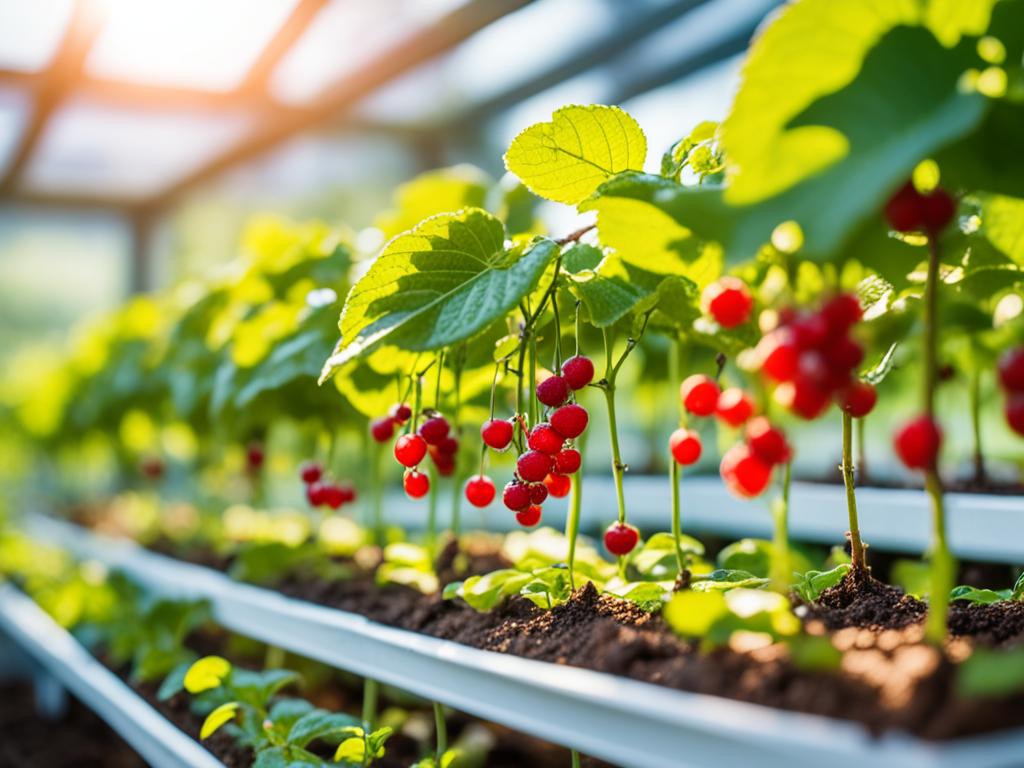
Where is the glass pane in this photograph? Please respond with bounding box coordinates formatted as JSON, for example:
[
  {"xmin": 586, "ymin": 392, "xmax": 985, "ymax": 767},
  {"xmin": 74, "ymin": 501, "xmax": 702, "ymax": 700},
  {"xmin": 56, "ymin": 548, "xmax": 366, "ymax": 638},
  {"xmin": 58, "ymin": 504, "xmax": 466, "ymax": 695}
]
[
  {"xmin": 23, "ymin": 98, "xmax": 252, "ymax": 198},
  {"xmin": 0, "ymin": 0, "xmax": 75, "ymax": 72},
  {"xmin": 87, "ymin": 0, "xmax": 299, "ymax": 91},
  {"xmin": 271, "ymin": 0, "xmax": 468, "ymax": 104}
]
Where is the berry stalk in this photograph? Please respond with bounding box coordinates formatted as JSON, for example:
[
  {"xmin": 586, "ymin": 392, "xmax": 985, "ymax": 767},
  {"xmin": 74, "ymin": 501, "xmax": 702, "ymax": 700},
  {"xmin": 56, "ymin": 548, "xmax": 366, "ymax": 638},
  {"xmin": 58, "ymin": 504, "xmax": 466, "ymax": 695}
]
[
  {"xmin": 970, "ymin": 367, "xmax": 985, "ymax": 485},
  {"xmin": 841, "ymin": 411, "xmax": 866, "ymax": 572},
  {"xmin": 432, "ymin": 702, "xmax": 447, "ymax": 762},
  {"xmin": 668, "ymin": 337, "xmax": 685, "ymax": 575},
  {"xmin": 362, "ymin": 679, "xmax": 379, "ymax": 731},
  {"xmin": 565, "ymin": 462, "xmax": 582, "ymax": 590},
  {"xmin": 769, "ymin": 461, "xmax": 792, "ymax": 592}
]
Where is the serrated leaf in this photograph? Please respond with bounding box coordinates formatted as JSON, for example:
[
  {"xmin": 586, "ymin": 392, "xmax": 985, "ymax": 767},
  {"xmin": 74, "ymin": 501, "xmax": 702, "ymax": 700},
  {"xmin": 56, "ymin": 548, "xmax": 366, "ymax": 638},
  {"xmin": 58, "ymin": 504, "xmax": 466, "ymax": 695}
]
[
  {"xmin": 200, "ymin": 701, "xmax": 239, "ymax": 740},
  {"xmin": 564, "ymin": 249, "xmax": 649, "ymax": 328},
  {"xmin": 504, "ymin": 104, "xmax": 646, "ymax": 205},
  {"xmin": 321, "ymin": 210, "xmax": 557, "ymax": 381}
]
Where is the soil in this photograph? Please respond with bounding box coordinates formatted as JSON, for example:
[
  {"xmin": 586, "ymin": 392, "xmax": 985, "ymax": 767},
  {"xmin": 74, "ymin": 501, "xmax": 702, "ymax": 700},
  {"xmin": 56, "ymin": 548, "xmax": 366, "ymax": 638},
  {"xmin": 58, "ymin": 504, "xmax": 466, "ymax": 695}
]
[
  {"xmin": 807, "ymin": 567, "xmax": 927, "ymax": 630},
  {"xmin": 0, "ymin": 682, "xmax": 144, "ymax": 767}
]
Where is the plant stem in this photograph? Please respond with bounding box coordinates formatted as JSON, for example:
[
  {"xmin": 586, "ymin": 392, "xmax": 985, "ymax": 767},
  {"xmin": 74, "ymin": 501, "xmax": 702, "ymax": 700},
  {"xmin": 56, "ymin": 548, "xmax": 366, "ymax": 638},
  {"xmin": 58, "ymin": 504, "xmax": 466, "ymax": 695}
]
[
  {"xmin": 433, "ymin": 702, "xmax": 447, "ymax": 761},
  {"xmin": 856, "ymin": 415, "xmax": 867, "ymax": 483},
  {"xmin": 529, "ymin": 328, "xmax": 539, "ymax": 426},
  {"xmin": 770, "ymin": 462, "xmax": 792, "ymax": 593},
  {"xmin": 362, "ymin": 679, "xmax": 378, "ymax": 730},
  {"xmin": 426, "ymin": 464, "xmax": 438, "ymax": 557},
  {"xmin": 970, "ymin": 367, "xmax": 985, "ymax": 484},
  {"xmin": 565, "ymin": 471, "xmax": 582, "ymax": 591},
  {"xmin": 370, "ymin": 440, "xmax": 385, "ymax": 547},
  {"xmin": 841, "ymin": 411, "xmax": 866, "ymax": 572},
  {"xmin": 601, "ymin": 329, "xmax": 627, "ymax": 527},
  {"xmin": 571, "ymin": 750, "xmax": 581, "ymax": 768},
  {"xmin": 923, "ymin": 237, "xmax": 953, "ymax": 646},
  {"xmin": 668, "ymin": 336, "xmax": 685, "ymax": 575},
  {"xmin": 264, "ymin": 644, "xmax": 285, "ymax": 669}
]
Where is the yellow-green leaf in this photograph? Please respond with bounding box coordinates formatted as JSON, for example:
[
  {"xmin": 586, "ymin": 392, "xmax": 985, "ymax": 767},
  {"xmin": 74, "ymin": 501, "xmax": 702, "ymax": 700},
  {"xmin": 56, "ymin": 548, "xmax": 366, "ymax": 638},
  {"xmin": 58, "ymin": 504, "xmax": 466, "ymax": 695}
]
[
  {"xmin": 184, "ymin": 656, "xmax": 231, "ymax": 694},
  {"xmin": 504, "ymin": 105, "xmax": 646, "ymax": 205},
  {"xmin": 200, "ymin": 702, "xmax": 239, "ymax": 739},
  {"xmin": 334, "ymin": 735, "xmax": 366, "ymax": 763}
]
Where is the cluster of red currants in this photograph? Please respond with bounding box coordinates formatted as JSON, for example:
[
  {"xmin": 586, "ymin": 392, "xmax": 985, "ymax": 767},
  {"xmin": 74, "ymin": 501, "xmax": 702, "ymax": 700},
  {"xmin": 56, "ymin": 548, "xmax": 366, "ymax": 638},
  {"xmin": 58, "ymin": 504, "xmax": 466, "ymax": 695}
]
[
  {"xmin": 754, "ymin": 293, "xmax": 875, "ymax": 420},
  {"xmin": 300, "ymin": 460, "xmax": 356, "ymax": 510},
  {"xmin": 245, "ymin": 441, "xmax": 265, "ymax": 473},
  {"xmin": 382, "ymin": 403, "xmax": 461, "ymax": 499},
  {"xmin": 482, "ymin": 354, "xmax": 594, "ymax": 528},
  {"xmin": 999, "ymin": 348, "xmax": 1024, "ymax": 437},
  {"xmin": 884, "ymin": 181, "xmax": 956, "ymax": 234}
]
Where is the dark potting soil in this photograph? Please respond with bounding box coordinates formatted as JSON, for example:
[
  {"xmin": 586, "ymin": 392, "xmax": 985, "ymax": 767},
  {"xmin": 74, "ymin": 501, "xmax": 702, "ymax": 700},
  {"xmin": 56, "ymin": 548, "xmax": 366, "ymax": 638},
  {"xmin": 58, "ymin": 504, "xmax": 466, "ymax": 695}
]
[
  {"xmin": 807, "ymin": 568, "xmax": 927, "ymax": 630},
  {"xmin": 0, "ymin": 682, "xmax": 144, "ymax": 767}
]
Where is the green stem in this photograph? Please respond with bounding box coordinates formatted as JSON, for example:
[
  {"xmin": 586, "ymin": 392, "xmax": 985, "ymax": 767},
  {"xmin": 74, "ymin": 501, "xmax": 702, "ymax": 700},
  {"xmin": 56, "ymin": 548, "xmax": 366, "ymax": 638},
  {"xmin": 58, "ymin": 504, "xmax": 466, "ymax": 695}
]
[
  {"xmin": 601, "ymin": 330, "xmax": 627, "ymax": 527},
  {"xmin": 264, "ymin": 644, "xmax": 285, "ymax": 669},
  {"xmin": 841, "ymin": 412, "xmax": 866, "ymax": 572},
  {"xmin": 529, "ymin": 330, "xmax": 539, "ymax": 426},
  {"xmin": 668, "ymin": 337, "xmax": 685, "ymax": 575},
  {"xmin": 856, "ymin": 415, "xmax": 867, "ymax": 483},
  {"xmin": 970, "ymin": 367, "xmax": 985, "ymax": 484},
  {"xmin": 770, "ymin": 462, "xmax": 792, "ymax": 593},
  {"xmin": 362, "ymin": 679, "xmax": 378, "ymax": 730},
  {"xmin": 923, "ymin": 238, "xmax": 953, "ymax": 645},
  {"xmin": 426, "ymin": 464, "xmax": 439, "ymax": 557},
  {"xmin": 433, "ymin": 702, "xmax": 447, "ymax": 761},
  {"xmin": 370, "ymin": 441, "xmax": 385, "ymax": 547},
  {"xmin": 571, "ymin": 750, "xmax": 581, "ymax": 768},
  {"xmin": 565, "ymin": 471, "xmax": 582, "ymax": 591}
]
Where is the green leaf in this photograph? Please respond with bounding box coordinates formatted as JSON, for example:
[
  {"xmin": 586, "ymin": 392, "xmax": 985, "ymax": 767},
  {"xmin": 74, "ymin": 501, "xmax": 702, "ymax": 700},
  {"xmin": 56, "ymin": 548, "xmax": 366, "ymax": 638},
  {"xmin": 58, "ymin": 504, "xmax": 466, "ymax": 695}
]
[
  {"xmin": 606, "ymin": 581, "xmax": 669, "ymax": 612},
  {"xmin": 958, "ymin": 647, "xmax": 1024, "ymax": 697},
  {"xmin": 321, "ymin": 210, "xmax": 557, "ymax": 380},
  {"xmin": 891, "ymin": 558, "xmax": 932, "ymax": 598},
  {"xmin": 663, "ymin": 590, "xmax": 728, "ymax": 638},
  {"xmin": 504, "ymin": 104, "xmax": 646, "ymax": 205},
  {"xmin": 230, "ymin": 668, "xmax": 301, "ymax": 708},
  {"xmin": 978, "ymin": 194, "xmax": 1024, "ymax": 267},
  {"xmin": 1012, "ymin": 571, "xmax": 1024, "ymax": 601},
  {"xmin": 690, "ymin": 569, "xmax": 770, "ymax": 592},
  {"xmin": 792, "ymin": 564, "xmax": 852, "ymax": 603},
  {"xmin": 629, "ymin": 532, "xmax": 704, "ymax": 580},
  {"xmin": 860, "ymin": 342, "xmax": 899, "ymax": 385},
  {"xmin": 268, "ymin": 698, "xmax": 315, "ymax": 732},
  {"xmin": 950, "ymin": 585, "xmax": 1012, "ymax": 604},
  {"xmin": 563, "ymin": 247, "xmax": 649, "ymax": 328},
  {"xmin": 375, "ymin": 165, "xmax": 491, "ymax": 241},
  {"xmin": 716, "ymin": 539, "xmax": 814, "ymax": 580},
  {"xmin": 451, "ymin": 569, "xmax": 534, "ymax": 612},
  {"xmin": 184, "ymin": 656, "xmax": 231, "ymax": 694},
  {"xmin": 200, "ymin": 701, "xmax": 240, "ymax": 740},
  {"xmin": 786, "ymin": 634, "xmax": 842, "ymax": 672},
  {"xmin": 157, "ymin": 660, "xmax": 193, "ymax": 702},
  {"xmin": 288, "ymin": 709, "xmax": 361, "ymax": 749}
]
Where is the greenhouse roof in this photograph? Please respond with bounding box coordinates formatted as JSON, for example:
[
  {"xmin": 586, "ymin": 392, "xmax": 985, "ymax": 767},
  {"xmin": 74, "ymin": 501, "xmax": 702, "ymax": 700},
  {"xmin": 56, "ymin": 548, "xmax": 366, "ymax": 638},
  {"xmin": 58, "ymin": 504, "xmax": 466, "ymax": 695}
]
[{"xmin": 0, "ymin": 0, "xmax": 777, "ymax": 216}]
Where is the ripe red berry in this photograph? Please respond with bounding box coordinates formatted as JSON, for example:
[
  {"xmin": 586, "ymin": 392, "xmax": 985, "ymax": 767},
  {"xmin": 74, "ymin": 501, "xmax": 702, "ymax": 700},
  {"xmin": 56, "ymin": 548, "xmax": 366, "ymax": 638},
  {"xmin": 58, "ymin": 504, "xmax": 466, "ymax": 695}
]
[
  {"xmin": 603, "ymin": 522, "xmax": 639, "ymax": 557},
  {"xmin": 821, "ymin": 294, "xmax": 863, "ymax": 333},
  {"xmin": 503, "ymin": 481, "xmax": 531, "ymax": 511},
  {"xmin": 775, "ymin": 376, "xmax": 831, "ymax": 420},
  {"xmin": 544, "ymin": 473, "xmax": 571, "ymax": 498},
  {"xmin": 720, "ymin": 443, "xmax": 773, "ymax": 498},
  {"xmin": 516, "ymin": 505, "xmax": 542, "ymax": 527},
  {"xmin": 536, "ymin": 375, "xmax": 570, "ymax": 407},
  {"xmin": 322, "ymin": 483, "xmax": 346, "ymax": 510},
  {"xmin": 337, "ymin": 483, "xmax": 356, "ymax": 504},
  {"xmin": 759, "ymin": 332, "xmax": 800, "ymax": 383},
  {"xmin": 528, "ymin": 482, "xmax": 548, "ymax": 505},
  {"xmin": 299, "ymin": 461, "xmax": 323, "ymax": 485},
  {"xmin": 370, "ymin": 417, "xmax": 396, "ymax": 443},
  {"xmin": 716, "ymin": 388, "xmax": 755, "ymax": 427},
  {"xmin": 998, "ymin": 348, "xmax": 1024, "ymax": 392},
  {"xmin": 437, "ymin": 436, "xmax": 459, "ymax": 456},
  {"xmin": 403, "ymin": 469, "xmax": 430, "ymax": 498},
  {"xmin": 140, "ymin": 456, "xmax": 164, "ymax": 480},
  {"xmin": 790, "ymin": 313, "xmax": 829, "ymax": 350},
  {"xmin": 893, "ymin": 415, "xmax": 942, "ymax": 470},
  {"xmin": 669, "ymin": 428, "xmax": 702, "ymax": 466},
  {"xmin": 481, "ymin": 418, "xmax": 514, "ymax": 451},
  {"xmin": 528, "ymin": 423, "xmax": 564, "ymax": 454},
  {"xmin": 464, "ymin": 475, "xmax": 496, "ymax": 508},
  {"xmin": 429, "ymin": 448, "xmax": 456, "ymax": 477},
  {"xmin": 704, "ymin": 277, "xmax": 754, "ymax": 328},
  {"xmin": 837, "ymin": 380, "xmax": 877, "ymax": 418},
  {"xmin": 246, "ymin": 443, "xmax": 265, "ymax": 469},
  {"xmin": 921, "ymin": 188, "xmax": 956, "ymax": 233},
  {"xmin": 554, "ymin": 448, "xmax": 581, "ymax": 475},
  {"xmin": 745, "ymin": 417, "xmax": 792, "ymax": 466},
  {"xmin": 394, "ymin": 433, "xmax": 427, "ymax": 467},
  {"xmin": 418, "ymin": 416, "xmax": 450, "ymax": 446},
  {"xmin": 550, "ymin": 403, "xmax": 589, "ymax": 439},
  {"xmin": 306, "ymin": 481, "xmax": 328, "ymax": 507},
  {"xmin": 517, "ymin": 450, "xmax": 553, "ymax": 482},
  {"xmin": 884, "ymin": 181, "xmax": 925, "ymax": 232},
  {"xmin": 680, "ymin": 374, "xmax": 720, "ymax": 417},
  {"xmin": 561, "ymin": 355, "xmax": 595, "ymax": 390},
  {"xmin": 390, "ymin": 403, "xmax": 412, "ymax": 424},
  {"xmin": 1006, "ymin": 395, "xmax": 1024, "ymax": 437},
  {"xmin": 823, "ymin": 336, "xmax": 864, "ymax": 373}
]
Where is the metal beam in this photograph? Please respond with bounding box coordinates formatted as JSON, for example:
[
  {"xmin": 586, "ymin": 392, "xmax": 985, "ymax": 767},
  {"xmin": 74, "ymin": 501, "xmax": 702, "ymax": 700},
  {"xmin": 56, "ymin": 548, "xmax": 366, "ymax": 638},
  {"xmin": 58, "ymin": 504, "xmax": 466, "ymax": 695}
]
[
  {"xmin": 142, "ymin": 0, "xmax": 535, "ymax": 213},
  {"xmin": 0, "ymin": 0, "xmax": 105, "ymax": 195},
  {"xmin": 240, "ymin": 0, "xmax": 328, "ymax": 95}
]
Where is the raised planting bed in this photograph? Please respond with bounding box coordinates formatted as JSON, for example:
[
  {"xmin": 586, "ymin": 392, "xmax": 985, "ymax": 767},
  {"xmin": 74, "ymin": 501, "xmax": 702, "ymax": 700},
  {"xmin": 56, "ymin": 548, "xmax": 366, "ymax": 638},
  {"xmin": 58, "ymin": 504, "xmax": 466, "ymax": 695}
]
[
  {"xmin": 27, "ymin": 514, "xmax": 1024, "ymax": 768},
  {"xmin": 0, "ymin": 581, "xmax": 224, "ymax": 768}
]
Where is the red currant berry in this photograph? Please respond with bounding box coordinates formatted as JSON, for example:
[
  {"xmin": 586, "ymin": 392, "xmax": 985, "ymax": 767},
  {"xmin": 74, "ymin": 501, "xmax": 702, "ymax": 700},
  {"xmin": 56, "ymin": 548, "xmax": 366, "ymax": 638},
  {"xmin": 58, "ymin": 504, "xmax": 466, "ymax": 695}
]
[
  {"xmin": 481, "ymin": 418, "xmax": 514, "ymax": 451},
  {"xmin": 430, "ymin": 449, "xmax": 456, "ymax": 477},
  {"xmin": 603, "ymin": 522, "xmax": 639, "ymax": 557},
  {"xmin": 680, "ymin": 374, "xmax": 720, "ymax": 417},
  {"xmin": 1006, "ymin": 395, "xmax": 1024, "ymax": 437},
  {"xmin": 720, "ymin": 443, "xmax": 773, "ymax": 498},
  {"xmin": 745, "ymin": 417, "xmax": 792, "ymax": 466},
  {"xmin": 140, "ymin": 456, "xmax": 164, "ymax": 480},
  {"xmin": 536, "ymin": 375, "xmax": 570, "ymax": 407},
  {"xmin": 921, "ymin": 188, "xmax": 956, "ymax": 233},
  {"xmin": 337, "ymin": 483, "xmax": 356, "ymax": 504},
  {"xmin": 322, "ymin": 483, "xmax": 346, "ymax": 510},
  {"xmin": 821, "ymin": 294, "xmax": 863, "ymax": 333},
  {"xmin": 437, "ymin": 436, "xmax": 459, "ymax": 456},
  {"xmin": 704, "ymin": 277, "xmax": 754, "ymax": 328},
  {"xmin": 759, "ymin": 332, "xmax": 800, "ymax": 383},
  {"xmin": 306, "ymin": 481, "xmax": 328, "ymax": 507},
  {"xmin": 716, "ymin": 388, "xmax": 755, "ymax": 427},
  {"xmin": 836, "ymin": 380, "xmax": 877, "ymax": 418},
  {"xmin": 669, "ymin": 428, "xmax": 702, "ymax": 466},
  {"xmin": 998, "ymin": 348, "xmax": 1024, "ymax": 393},
  {"xmin": 544, "ymin": 473, "xmax": 571, "ymax": 498},
  {"xmin": 394, "ymin": 434, "xmax": 427, "ymax": 467},
  {"xmin": 464, "ymin": 475, "xmax": 496, "ymax": 508},
  {"xmin": 775, "ymin": 376, "xmax": 831, "ymax": 420},
  {"xmin": 246, "ymin": 443, "xmax": 265, "ymax": 469},
  {"xmin": 529, "ymin": 482, "xmax": 548, "ymax": 505},
  {"xmin": 550, "ymin": 403, "xmax": 589, "ymax": 439},
  {"xmin": 516, "ymin": 505, "xmax": 543, "ymax": 527},
  {"xmin": 403, "ymin": 469, "xmax": 430, "ymax": 499},
  {"xmin": 418, "ymin": 416, "xmax": 450, "ymax": 446},
  {"xmin": 823, "ymin": 336, "xmax": 864, "ymax": 373},
  {"xmin": 884, "ymin": 181, "xmax": 925, "ymax": 233},
  {"xmin": 790, "ymin": 313, "xmax": 829, "ymax": 350},
  {"xmin": 299, "ymin": 461, "xmax": 323, "ymax": 485},
  {"xmin": 561, "ymin": 355, "xmax": 595, "ymax": 390},
  {"xmin": 390, "ymin": 403, "xmax": 412, "ymax": 424},
  {"xmin": 503, "ymin": 481, "xmax": 531, "ymax": 511},
  {"xmin": 554, "ymin": 448, "xmax": 581, "ymax": 475},
  {"xmin": 517, "ymin": 450, "xmax": 553, "ymax": 482},
  {"xmin": 528, "ymin": 423, "xmax": 564, "ymax": 454},
  {"xmin": 370, "ymin": 417, "xmax": 396, "ymax": 443},
  {"xmin": 893, "ymin": 415, "xmax": 942, "ymax": 470}
]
